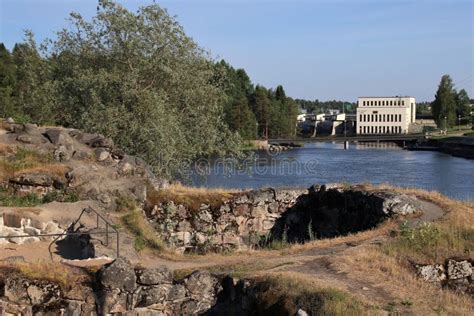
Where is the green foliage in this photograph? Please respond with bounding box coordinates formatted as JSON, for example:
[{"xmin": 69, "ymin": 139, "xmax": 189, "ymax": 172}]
[
  {"xmin": 399, "ymin": 222, "xmax": 441, "ymax": 251},
  {"xmin": 42, "ymin": 190, "xmax": 79, "ymax": 203},
  {"xmin": 431, "ymin": 74, "xmax": 457, "ymax": 127},
  {"xmin": 0, "ymin": 187, "xmax": 78, "ymax": 206},
  {"xmin": 455, "ymin": 88, "xmax": 470, "ymax": 119},
  {"xmin": 384, "ymin": 221, "xmax": 474, "ymax": 262},
  {"xmin": 1, "ymin": 1, "xmax": 242, "ymax": 179},
  {"xmin": 0, "ymin": 188, "xmax": 42, "ymax": 207},
  {"xmin": 217, "ymin": 61, "xmax": 298, "ymax": 139},
  {"xmin": 295, "ymin": 99, "xmax": 356, "ymax": 114}
]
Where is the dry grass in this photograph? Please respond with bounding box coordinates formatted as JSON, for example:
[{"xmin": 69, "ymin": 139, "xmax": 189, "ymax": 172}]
[
  {"xmin": 248, "ymin": 273, "xmax": 369, "ymax": 315},
  {"xmin": 333, "ymin": 245, "xmax": 474, "ymax": 315},
  {"xmin": 122, "ymin": 209, "xmax": 165, "ymax": 252},
  {"xmin": 0, "ymin": 143, "xmax": 15, "ymax": 155},
  {"xmin": 0, "ymin": 260, "xmax": 89, "ymax": 289},
  {"xmin": 0, "ymin": 146, "xmax": 69, "ymax": 181},
  {"xmin": 147, "ymin": 183, "xmax": 240, "ymax": 212},
  {"xmin": 362, "ymin": 184, "xmax": 474, "ymax": 263}
]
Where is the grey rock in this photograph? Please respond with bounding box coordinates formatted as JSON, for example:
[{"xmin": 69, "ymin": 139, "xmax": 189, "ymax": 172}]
[
  {"xmin": 16, "ymin": 135, "xmax": 33, "ymax": 144},
  {"xmin": 23, "ymin": 123, "xmax": 39, "ymax": 134},
  {"xmin": 249, "ymin": 188, "xmax": 274, "ymax": 205},
  {"xmin": 416, "ymin": 264, "xmax": 446, "ymax": 282},
  {"xmin": 184, "ymin": 270, "xmax": 219, "ymax": 301},
  {"xmin": 447, "ymin": 259, "xmax": 472, "ymax": 280},
  {"xmin": 54, "ymin": 145, "xmax": 71, "ymax": 162},
  {"xmin": 136, "ymin": 284, "xmax": 171, "ymax": 306},
  {"xmin": 99, "ymin": 258, "xmax": 137, "ymax": 292},
  {"xmin": 6, "ymin": 117, "xmax": 15, "ymax": 123},
  {"xmin": 9, "ymin": 173, "xmax": 54, "ymax": 187},
  {"xmin": 138, "ymin": 267, "xmax": 173, "ymax": 285},
  {"xmin": 94, "ymin": 147, "xmax": 110, "ymax": 162},
  {"xmin": 87, "ymin": 134, "xmax": 114, "ymax": 148},
  {"xmin": 98, "ymin": 288, "xmax": 128, "ymax": 314},
  {"xmin": 44, "ymin": 129, "xmax": 73, "ymax": 146},
  {"xmin": 72, "ymin": 149, "xmax": 91, "ymax": 160},
  {"xmin": 167, "ymin": 284, "xmax": 187, "ymax": 303}
]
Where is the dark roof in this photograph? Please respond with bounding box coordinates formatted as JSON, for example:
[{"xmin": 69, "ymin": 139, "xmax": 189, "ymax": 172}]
[{"xmin": 358, "ymin": 96, "xmax": 415, "ymax": 98}]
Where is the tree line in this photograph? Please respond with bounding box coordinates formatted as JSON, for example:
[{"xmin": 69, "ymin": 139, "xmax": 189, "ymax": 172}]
[
  {"xmin": 216, "ymin": 60, "xmax": 299, "ymax": 139},
  {"xmin": 432, "ymin": 75, "xmax": 471, "ymax": 128},
  {"xmin": 295, "ymin": 99, "xmax": 356, "ymax": 114}
]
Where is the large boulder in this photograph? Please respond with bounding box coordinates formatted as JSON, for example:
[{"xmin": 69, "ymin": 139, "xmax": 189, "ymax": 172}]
[
  {"xmin": 137, "ymin": 266, "xmax": 173, "ymax": 286},
  {"xmin": 44, "ymin": 129, "xmax": 74, "ymax": 146},
  {"xmin": 99, "ymin": 258, "xmax": 137, "ymax": 292},
  {"xmin": 15, "ymin": 124, "xmax": 48, "ymax": 145},
  {"xmin": 184, "ymin": 270, "xmax": 221, "ymax": 313}
]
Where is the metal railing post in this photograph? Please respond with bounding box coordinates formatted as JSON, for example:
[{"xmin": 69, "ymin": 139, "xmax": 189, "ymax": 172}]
[
  {"xmin": 105, "ymin": 223, "xmax": 109, "ymax": 246},
  {"xmin": 116, "ymin": 232, "xmax": 120, "ymax": 258}
]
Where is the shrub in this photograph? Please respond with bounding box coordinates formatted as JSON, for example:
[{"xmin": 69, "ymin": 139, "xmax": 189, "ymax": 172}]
[{"xmin": 115, "ymin": 193, "xmax": 137, "ymax": 213}]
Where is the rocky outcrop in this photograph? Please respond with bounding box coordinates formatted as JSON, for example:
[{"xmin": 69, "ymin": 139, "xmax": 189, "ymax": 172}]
[
  {"xmin": 1, "ymin": 121, "xmax": 169, "ymax": 210},
  {"xmin": 145, "ymin": 188, "xmax": 306, "ymax": 253},
  {"xmin": 415, "ymin": 259, "xmax": 473, "ymax": 295},
  {"xmin": 145, "ymin": 184, "xmax": 421, "ymax": 253}
]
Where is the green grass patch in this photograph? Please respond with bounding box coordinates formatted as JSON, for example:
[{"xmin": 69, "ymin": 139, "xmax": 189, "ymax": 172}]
[
  {"xmin": 383, "ymin": 221, "xmax": 474, "ymax": 263},
  {"xmin": 0, "ymin": 188, "xmax": 42, "ymax": 206},
  {"xmin": 122, "ymin": 209, "xmax": 165, "ymax": 252},
  {"xmin": 0, "ymin": 187, "xmax": 79, "ymax": 206}
]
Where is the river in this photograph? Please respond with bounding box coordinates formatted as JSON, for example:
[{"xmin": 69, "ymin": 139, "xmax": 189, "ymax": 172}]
[{"xmin": 191, "ymin": 142, "xmax": 473, "ymax": 201}]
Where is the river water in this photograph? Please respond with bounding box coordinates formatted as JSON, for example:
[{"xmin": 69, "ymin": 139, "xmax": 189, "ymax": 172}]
[{"xmin": 191, "ymin": 142, "xmax": 473, "ymax": 201}]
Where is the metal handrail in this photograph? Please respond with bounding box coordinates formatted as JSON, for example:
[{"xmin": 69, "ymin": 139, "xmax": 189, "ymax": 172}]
[{"xmin": 0, "ymin": 207, "xmax": 120, "ymax": 261}]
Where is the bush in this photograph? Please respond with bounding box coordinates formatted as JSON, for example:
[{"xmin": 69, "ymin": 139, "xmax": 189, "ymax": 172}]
[
  {"xmin": 115, "ymin": 194, "xmax": 137, "ymax": 213},
  {"xmin": 384, "ymin": 221, "xmax": 473, "ymax": 263}
]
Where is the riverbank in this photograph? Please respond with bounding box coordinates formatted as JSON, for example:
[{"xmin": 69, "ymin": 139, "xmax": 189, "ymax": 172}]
[{"xmin": 406, "ymin": 136, "xmax": 474, "ymax": 159}]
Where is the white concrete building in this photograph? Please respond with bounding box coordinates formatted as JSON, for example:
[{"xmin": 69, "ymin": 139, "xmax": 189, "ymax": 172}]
[{"xmin": 356, "ymin": 96, "xmax": 416, "ymax": 134}]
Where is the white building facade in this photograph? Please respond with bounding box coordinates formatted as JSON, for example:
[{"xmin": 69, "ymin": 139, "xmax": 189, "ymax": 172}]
[{"xmin": 356, "ymin": 96, "xmax": 416, "ymax": 134}]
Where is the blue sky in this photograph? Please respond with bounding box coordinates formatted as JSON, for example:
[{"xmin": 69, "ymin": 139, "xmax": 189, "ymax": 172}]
[{"xmin": 1, "ymin": 0, "xmax": 472, "ymax": 101}]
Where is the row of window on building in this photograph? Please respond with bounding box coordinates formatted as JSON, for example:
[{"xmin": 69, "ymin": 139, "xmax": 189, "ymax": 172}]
[
  {"xmin": 359, "ymin": 113, "xmax": 402, "ymax": 123},
  {"xmin": 359, "ymin": 125, "xmax": 402, "ymax": 134},
  {"xmin": 362, "ymin": 100, "xmax": 405, "ymax": 106}
]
